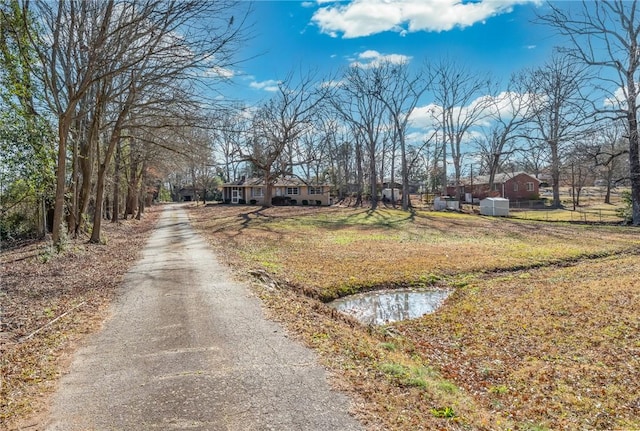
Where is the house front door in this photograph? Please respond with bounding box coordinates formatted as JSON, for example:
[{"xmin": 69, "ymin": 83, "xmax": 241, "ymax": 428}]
[{"xmin": 231, "ymin": 189, "xmax": 239, "ymax": 204}]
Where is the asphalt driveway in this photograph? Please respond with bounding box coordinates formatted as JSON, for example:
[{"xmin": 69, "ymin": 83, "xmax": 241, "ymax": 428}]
[{"xmin": 44, "ymin": 205, "xmax": 364, "ymax": 431}]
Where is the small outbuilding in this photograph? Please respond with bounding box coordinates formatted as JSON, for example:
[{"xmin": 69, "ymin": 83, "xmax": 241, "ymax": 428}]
[
  {"xmin": 381, "ymin": 188, "xmax": 402, "ymax": 202},
  {"xmin": 434, "ymin": 196, "xmax": 460, "ymax": 211},
  {"xmin": 480, "ymin": 197, "xmax": 509, "ymax": 216}
]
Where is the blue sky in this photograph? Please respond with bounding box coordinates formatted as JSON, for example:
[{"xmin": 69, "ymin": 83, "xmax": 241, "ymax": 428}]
[{"xmin": 221, "ymin": 0, "xmax": 561, "ymax": 104}]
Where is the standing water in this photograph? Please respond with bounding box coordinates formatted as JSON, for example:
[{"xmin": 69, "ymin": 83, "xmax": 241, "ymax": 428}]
[{"xmin": 329, "ymin": 288, "xmax": 451, "ymax": 325}]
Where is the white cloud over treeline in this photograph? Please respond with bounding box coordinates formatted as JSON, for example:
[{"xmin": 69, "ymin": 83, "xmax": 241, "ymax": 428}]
[{"xmin": 312, "ymin": 0, "xmax": 541, "ymax": 38}]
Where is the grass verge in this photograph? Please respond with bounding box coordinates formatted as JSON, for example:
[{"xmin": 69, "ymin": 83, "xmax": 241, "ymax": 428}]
[{"xmin": 189, "ymin": 204, "xmax": 640, "ymax": 430}]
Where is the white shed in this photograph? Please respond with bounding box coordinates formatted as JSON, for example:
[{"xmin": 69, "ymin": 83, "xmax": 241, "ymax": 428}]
[
  {"xmin": 434, "ymin": 197, "xmax": 460, "ymax": 211},
  {"xmin": 480, "ymin": 197, "xmax": 509, "ymax": 216},
  {"xmin": 382, "ymin": 188, "xmax": 402, "ymax": 202}
]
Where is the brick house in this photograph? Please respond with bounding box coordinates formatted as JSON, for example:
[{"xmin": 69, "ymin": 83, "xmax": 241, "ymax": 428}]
[
  {"xmin": 221, "ymin": 176, "xmax": 331, "ymax": 206},
  {"xmin": 448, "ymin": 172, "xmax": 541, "ymax": 201}
]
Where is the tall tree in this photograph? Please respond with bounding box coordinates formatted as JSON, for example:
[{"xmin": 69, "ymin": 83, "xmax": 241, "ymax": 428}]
[
  {"xmin": 427, "ymin": 58, "xmax": 492, "ymax": 199},
  {"xmin": 330, "ymin": 65, "xmax": 388, "ymax": 208},
  {"xmin": 238, "ymin": 72, "xmax": 325, "ymax": 207},
  {"xmin": 525, "ymin": 53, "xmax": 592, "ymax": 208},
  {"xmin": 540, "ymin": 0, "xmax": 640, "ymax": 223},
  {"xmin": 21, "ymin": 0, "xmax": 247, "ymax": 244},
  {"xmin": 0, "ymin": 0, "xmax": 55, "ymax": 239},
  {"xmin": 372, "ymin": 61, "xmax": 429, "ymax": 210},
  {"xmin": 474, "ymin": 74, "xmax": 533, "ymax": 192}
]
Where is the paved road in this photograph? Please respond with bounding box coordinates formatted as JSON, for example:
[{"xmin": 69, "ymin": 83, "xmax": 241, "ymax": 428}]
[{"xmin": 45, "ymin": 205, "xmax": 363, "ymax": 431}]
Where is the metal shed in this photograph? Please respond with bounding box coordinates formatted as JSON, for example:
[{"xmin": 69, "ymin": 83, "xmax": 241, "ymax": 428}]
[{"xmin": 480, "ymin": 197, "xmax": 509, "ymax": 216}]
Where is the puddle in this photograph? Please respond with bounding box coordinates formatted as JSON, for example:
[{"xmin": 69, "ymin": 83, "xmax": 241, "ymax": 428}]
[{"xmin": 329, "ymin": 288, "xmax": 451, "ymax": 325}]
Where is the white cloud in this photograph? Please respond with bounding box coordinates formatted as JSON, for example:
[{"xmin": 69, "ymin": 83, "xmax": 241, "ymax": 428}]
[
  {"xmin": 349, "ymin": 49, "xmax": 412, "ymax": 68},
  {"xmin": 207, "ymin": 66, "xmax": 235, "ymax": 79},
  {"xmin": 250, "ymin": 79, "xmax": 281, "ymax": 92},
  {"xmin": 603, "ymin": 86, "xmax": 632, "ymax": 109},
  {"xmin": 312, "ymin": 0, "xmax": 541, "ymax": 38},
  {"xmin": 410, "ymin": 91, "xmax": 534, "ymax": 129}
]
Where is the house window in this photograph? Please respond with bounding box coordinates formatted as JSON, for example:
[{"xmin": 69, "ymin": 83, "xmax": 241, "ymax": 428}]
[
  {"xmin": 526, "ymin": 182, "xmax": 534, "ymax": 192},
  {"xmin": 251, "ymin": 187, "xmax": 264, "ymax": 198},
  {"xmin": 513, "ymin": 183, "xmax": 519, "ymax": 192},
  {"xmin": 493, "ymin": 184, "xmax": 499, "ymax": 191},
  {"xmin": 308, "ymin": 186, "xmax": 322, "ymax": 195},
  {"xmin": 286, "ymin": 187, "xmax": 299, "ymax": 195}
]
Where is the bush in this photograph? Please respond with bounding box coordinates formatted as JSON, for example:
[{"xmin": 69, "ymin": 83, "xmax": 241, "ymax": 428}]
[
  {"xmin": 238, "ymin": 198, "xmax": 246, "ymax": 204},
  {"xmin": 289, "ymin": 199, "xmax": 297, "ymax": 205},
  {"xmin": 617, "ymin": 190, "xmax": 633, "ymax": 223},
  {"xmin": 316, "ymin": 200, "xmax": 322, "ymax": 206},
  {"xmin": 224, "ymin": 199, "xmax": 231, "ymax": 204},
  {"xmin": 302, "ymin": 200, "xmax": 309, "ymax": 206},
  {"xmin": 250, "ymin": 199, "xmax": 257, "ymax": 205},
  {"xmin": 271, "ymin": 196, "xmax": 288, "ymax": 206}
]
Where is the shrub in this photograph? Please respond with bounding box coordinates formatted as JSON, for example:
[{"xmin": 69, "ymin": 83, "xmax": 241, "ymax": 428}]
[
  {"xmin": 224, "ymin": 199, "xmax": 231, "ymax": 204},
  {"xmin": 271, "ymin": 196, "xmax": 287, "ymax": 206},
  {"xmin": 316, "ymin": 200, "xmax": 322, "ymax": 206},
  {"xmin": 238, "ymin": 198, "xmax": 246, "ymax": 204},
  {"xmin": 250, "ymin": 199, "xmax": 257, "ymax": 205},
  {"xmin": 289, "ymin": 199, "xmax": 297, "ymax": 205},
  {"xmin": 302, "ymin": 200, "xmax": 309, "ymax": 206},
  {"xmin": 617, "ymin": 190, "xmax": 632, "ymax": 223}
]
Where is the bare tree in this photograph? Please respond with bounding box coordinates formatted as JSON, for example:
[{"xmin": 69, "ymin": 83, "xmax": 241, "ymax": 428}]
[
  {"xmin": 540, "ymin": 0, "xmax": 640, "ymax": 223},
  {"xmin": 474, "ymin": 74, "xmax": 534, "ymax": 191},
  {"xmin": 23, "ymin": 0, "xmax": 247, "ymax": 244},
  {"xmin": 211, "ymin": 107, "xmax": 247, "ymax": 182},
  {"xmin": 524, "ymin": 53, "xmax": 593, "ymax": 208},
  {"xmin": 581, "ymin": 121, "xmax": 629, "ymax": 204},
  {"xmin": 427, "ymin": 58, "xmax": 492, "ymax": 199},
  {"xmin": 238, "ymin": 72, "xmax": 325, "ymax": 207},
  {"xmin": 330, "ymin": 65, "xmax": 388, "ymax": 208},
  {"xmin": 371, "ymin": 61, "xmax": 429, "ymax": 210},
  {"xmin": 566, "ymin": 137, "xmax": 598, "ymax": 208}
]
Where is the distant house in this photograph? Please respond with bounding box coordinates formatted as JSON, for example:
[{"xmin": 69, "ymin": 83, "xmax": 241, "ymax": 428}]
[
  {"xmin": 448, "ymin": 172, "xmax": 541, "ymax": 201},
  {"xmin": 221, "ymin": 176, "xmax": 331, "ymax": 206},
  {"xmin": 176, "ymin": 186, "xmax": 202, "ymax": 202}
]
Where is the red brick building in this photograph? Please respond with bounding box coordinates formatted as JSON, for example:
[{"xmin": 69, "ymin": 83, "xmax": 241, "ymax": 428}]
[{"xmin": 448, "ymin": 172, "xmax": 541, "ymax": 201}]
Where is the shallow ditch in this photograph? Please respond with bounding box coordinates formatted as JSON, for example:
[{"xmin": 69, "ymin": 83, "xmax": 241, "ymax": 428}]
[{"xmin": 328, "ymin": 288, "xmax": 451, "ymax": 325}]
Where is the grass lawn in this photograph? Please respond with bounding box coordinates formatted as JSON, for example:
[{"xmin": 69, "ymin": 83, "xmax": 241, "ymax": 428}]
[{"xmin": 189, "ymin": 204, "xmax": 640, "ymax": 430}]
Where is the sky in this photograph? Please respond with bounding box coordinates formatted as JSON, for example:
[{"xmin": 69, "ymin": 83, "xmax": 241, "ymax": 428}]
[{"xmin": 220, "ymin": 0, "xmax": 562, "ymax": 105}]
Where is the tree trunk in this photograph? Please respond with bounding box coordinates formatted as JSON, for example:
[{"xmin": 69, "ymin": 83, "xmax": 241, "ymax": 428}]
[
  {"xmin": 369, "ymin": 145, "xmax": 377, "ymax": 209},
  {"xmin": 112, "ymin": 140, "xmax": 121, "ymax": 222},
  {"xmin": 51, "ymin": 114, "xmax": 73, "ymax": 245},
  {"xmin": 550, "ymin": 140, "xmax": 562, "ymax": 208},
  {"xmin": 628, "ymin": 107, "xmax": 640, "ymax": 224},
  {"xmin": 355, "ymin": 139, "xmax": 363, "ymax": 207},
  {"xmin": 263, "ymin": 171, "xmax": 273, "ymax": 207},
  {"xmin": 126, "ymin": 147, "xmax": 139, "ymax": 218}
]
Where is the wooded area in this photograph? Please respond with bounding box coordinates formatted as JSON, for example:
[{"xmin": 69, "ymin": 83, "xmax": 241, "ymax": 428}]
[{"xmin": 2, "ymin": 0, "xmax": 640, "ymax": 248}]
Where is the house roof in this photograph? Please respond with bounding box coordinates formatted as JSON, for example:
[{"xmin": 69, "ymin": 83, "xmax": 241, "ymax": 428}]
[
  {"xmin": 223, "ymin": 176, "xmax": 328, "ymax": 187},
  {"xmin": 469, "ymin": 171, "xmax": 540, "ymax": 186}
]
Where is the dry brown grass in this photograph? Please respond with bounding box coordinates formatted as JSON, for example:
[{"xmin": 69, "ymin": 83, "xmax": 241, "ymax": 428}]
[
  {"xmin": 396, "ymin": 255, "xmax": 640, "ymax": 430},
  {"xmin": 189, "ymin": 203, "xmax": 640, "ymax": 431},
  {"xmin": 0, "ymin": 207, "xmax": 161, "ymax": 429},
  {"xmin": 189, "ymin": 205, "xmax": 639, "ymax": 299}
]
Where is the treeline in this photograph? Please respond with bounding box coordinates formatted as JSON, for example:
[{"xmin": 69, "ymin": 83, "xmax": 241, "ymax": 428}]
[
  {"xmin": 0, "ymin": 0, "xmax": 248, "ymax": 244},
  {"xmin": 211, "ymin": 56, "xmax": 629, "ymax": 212},
  {"xmin": 208, "ymin": 2, "xmax": 639, "ymax": 221}
]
